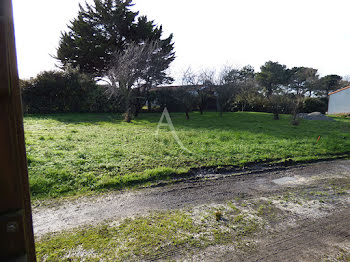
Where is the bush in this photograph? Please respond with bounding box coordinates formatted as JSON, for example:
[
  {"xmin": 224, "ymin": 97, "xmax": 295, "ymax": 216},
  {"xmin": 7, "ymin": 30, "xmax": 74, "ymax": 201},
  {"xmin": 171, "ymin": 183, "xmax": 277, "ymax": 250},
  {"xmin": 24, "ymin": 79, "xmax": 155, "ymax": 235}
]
[
  {"xmin": 21, "ymin": 70, "xmax": 123, "ymax": 114},
  {"xmin": 151, "ymin": 88, "xmax": 185, "ymax": 112},
  {"xmin": 302, "ymin": 97, "xmax": 327, "ymax": 114}
]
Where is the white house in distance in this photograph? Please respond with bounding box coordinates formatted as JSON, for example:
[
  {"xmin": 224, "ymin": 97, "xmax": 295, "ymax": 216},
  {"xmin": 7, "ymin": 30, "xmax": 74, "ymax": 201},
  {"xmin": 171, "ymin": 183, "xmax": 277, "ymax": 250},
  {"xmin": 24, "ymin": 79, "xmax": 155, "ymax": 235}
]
[{"xmin": 328, "ymin": 86, "xmax": 350, "ymax": 114}]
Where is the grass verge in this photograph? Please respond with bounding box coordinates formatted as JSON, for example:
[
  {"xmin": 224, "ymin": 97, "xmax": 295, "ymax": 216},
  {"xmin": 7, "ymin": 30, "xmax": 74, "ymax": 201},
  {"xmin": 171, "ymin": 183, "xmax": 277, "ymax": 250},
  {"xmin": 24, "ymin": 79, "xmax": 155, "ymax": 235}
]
[
  {"xmin": 24, "ymin": 111, "xmax": 350, "ymax": 199},
  {"xmin": 36, "ymin": 202, "xmax": 263, "ymax": 261}
]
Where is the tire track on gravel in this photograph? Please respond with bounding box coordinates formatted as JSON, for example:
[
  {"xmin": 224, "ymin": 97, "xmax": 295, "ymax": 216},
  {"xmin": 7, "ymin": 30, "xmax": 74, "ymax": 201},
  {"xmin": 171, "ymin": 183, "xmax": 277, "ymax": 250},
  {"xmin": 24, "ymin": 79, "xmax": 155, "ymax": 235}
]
[{"xmin": 33, "ymin": 159, "xmax": 350, "ymax": 237}]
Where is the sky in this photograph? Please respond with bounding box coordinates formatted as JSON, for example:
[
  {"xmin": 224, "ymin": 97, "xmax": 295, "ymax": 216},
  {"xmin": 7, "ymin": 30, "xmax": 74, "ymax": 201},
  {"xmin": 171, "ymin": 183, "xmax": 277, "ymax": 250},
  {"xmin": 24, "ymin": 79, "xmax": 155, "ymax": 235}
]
[{"xmin": 13, "ymin": 0, "xmax": 350, "ymax": 83}]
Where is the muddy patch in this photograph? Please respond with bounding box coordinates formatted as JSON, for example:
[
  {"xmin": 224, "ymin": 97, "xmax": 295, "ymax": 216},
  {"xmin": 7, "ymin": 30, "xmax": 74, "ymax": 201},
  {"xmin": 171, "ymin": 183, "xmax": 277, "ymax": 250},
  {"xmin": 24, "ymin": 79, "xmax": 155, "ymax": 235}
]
[
  {"xmin": 272, "ymin": 176, "xmax": 299, "ymax": 185},
  {"xmin": 33, "ymin": 159, "xmax": 350, "ymax": 237},
  {"xmin": 34, "ymin": 159, "xmax": 350, "ymax": 261}
]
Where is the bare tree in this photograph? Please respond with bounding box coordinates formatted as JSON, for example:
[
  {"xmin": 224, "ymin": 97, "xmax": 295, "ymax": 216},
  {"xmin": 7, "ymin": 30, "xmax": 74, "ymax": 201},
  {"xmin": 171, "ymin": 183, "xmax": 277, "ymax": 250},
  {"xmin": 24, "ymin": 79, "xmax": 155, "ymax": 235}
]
[
  {"xmin": 197, "ymin": 69, "xmax": 216, "ymax": 114},
  {"xmin": 181, "ymin": 67, "xmax": 216, "ymax": 115},
  {"xmin": 215, "ymin": 66, "xmax": 240, "ymax": 117},
  {"xmin": 106, "ymin": 41, "xmax": 158, "ymax": 122},
  {"xmin": 173, "ymin": 87, "xmax": 196, "ymax": 120},
  {"xmin": 235, "ymin": 78, "xmax": 259, "ymax": 111},
  {"xmin": 181, "ymin": 67, "xmax": 198, "ymax": 86}
]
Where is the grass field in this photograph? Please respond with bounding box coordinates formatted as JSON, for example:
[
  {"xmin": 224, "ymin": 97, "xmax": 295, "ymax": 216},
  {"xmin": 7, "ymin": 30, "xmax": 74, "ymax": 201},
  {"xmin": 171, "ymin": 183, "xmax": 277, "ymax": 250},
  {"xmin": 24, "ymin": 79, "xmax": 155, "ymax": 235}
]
[{"xmin": 24, "ymin": 111, "xmax": 350, "ymax": 199}]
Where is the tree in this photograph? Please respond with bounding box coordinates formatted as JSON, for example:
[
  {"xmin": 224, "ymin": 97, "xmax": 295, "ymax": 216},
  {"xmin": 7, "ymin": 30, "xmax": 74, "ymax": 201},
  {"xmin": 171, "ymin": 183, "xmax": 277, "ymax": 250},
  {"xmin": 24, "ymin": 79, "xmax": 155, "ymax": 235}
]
[
  {"xmin": 288, "ymin": 67, "xmax": 318, "ymax": 95},
  {"xmin": 256, "ymin": 61, "xmax": 290, "ymax": 119},
  {"xmin": 197, "ymin": 69, "xmax": 216, "ymax": 114},
  {"xmin": 57, "ymin": 0, "xmax": 175, "ymax": 80},
  {"xmin": 239, "ymin": 65, "xmax": 255, "ymax": 81},
  {"xmin": 181, "ymin": 67, "xmax": 215, "ymax": 115},
  {"xmin": 288, "ymin": 67, "xmax": 319, "ymax": 122},
  {"xmin": 232, "ymin": 65, "xmax": 257, "ymax": 111},
  {"xmin": 215, "ymin": 66, "xmax": 241, "ymax": 117},
  {"xmin": 318, "ymin": 75, "xmax": 342, "ymax": 97},
  {"xmin": 105, "ymin": 41, "xmax": 158, "ymax": 122},
  {"xmin": 172, "ymin": 87, "xmax": 196, "ymax": 120},
  {"xmin": 235, "ymin": 80, "xmax": 258, "ymax": 112}
]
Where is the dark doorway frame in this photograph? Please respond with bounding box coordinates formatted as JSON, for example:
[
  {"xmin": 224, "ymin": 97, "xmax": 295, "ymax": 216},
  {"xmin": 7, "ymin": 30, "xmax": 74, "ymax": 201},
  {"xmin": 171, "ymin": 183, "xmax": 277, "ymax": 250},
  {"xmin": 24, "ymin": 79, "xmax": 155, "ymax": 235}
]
[{"xmin": 0, "ymin": 0, "xmax": 36, "ymax": 261}]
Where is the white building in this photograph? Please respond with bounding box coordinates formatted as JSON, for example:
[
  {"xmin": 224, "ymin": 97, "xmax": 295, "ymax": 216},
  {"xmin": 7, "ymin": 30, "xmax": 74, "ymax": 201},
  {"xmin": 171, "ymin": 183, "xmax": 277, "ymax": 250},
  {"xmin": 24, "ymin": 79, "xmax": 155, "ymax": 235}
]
[{"xmin": 328, "ymin": 86, "xmax": 350, "ymax": 114}]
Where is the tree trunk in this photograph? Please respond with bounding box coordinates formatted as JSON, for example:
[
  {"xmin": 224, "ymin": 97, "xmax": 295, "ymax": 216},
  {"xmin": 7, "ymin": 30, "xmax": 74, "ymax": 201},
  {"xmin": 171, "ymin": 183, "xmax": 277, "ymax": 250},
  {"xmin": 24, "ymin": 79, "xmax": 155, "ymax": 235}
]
[
  {"xmin": 267, "ymin": 95, "xmax": 279, "ymax": 120},
  {"xmin": 124, "ymin": 107, "xmax": 132, "ymax": 122},
  {"xmin": 293, "ymin": 111, "xmax": 297, "ymax": 121},
  {"xmin": 134, "ymin": 99, "xmax": 143, "ymax": 118},
  {"xmin": 216, "ymin": 96, "xmax": 220, "ymax": 113},
  {"xmin": 185, "ymin": 111, "xmax": 190, "ymax": 120},
  {"xmin": 199, "ymin": 106, "xmax": 203, "ymax": 115},
  {"xmin": 133, "ymin": 87, "xmax": 142, "ymax": 118},
  {"xmin": 124, "ymin": 95, "xmax": 132, "ymax": 122},
  {"xmin": 272, "ymin": 101, "xmax": 279, "ymax": 120},
  {"xmin": 144, "ymin": 82, "xmax": 152, "ymax": 112},
  {"xmin": 291, "ymin": 97, "xmax": 302, "ymax": 125},
  {"xmin": 147, "ymin": 99, "xmax": 152, "ymax": 112},
  {"xmin": 217, "ymin": 100, "xmax": 223, "ymax": 117}
]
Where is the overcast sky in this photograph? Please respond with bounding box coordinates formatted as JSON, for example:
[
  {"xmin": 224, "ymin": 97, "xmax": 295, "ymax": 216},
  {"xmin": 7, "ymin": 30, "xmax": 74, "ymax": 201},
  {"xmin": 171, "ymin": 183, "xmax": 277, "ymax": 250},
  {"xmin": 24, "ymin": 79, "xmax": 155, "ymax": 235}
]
[{"xmin": 13, "ymin": 0, "xmax": 350, "ymax": 82}]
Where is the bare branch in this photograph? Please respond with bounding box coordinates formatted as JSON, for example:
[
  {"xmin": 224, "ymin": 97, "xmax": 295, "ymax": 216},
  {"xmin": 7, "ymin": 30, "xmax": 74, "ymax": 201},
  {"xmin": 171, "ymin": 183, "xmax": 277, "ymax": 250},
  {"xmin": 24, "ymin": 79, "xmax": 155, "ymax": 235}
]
[{"xmin": 105, "ymin": 41, "xmax": 159, "ymax": 121}]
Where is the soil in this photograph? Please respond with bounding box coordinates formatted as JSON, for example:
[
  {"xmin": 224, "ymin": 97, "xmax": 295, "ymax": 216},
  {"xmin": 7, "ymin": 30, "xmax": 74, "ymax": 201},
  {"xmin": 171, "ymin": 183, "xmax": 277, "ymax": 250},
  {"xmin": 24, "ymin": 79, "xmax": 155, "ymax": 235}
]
[{"xmin": 32, "ymin": 159, "xmax": 350, "ymax": 261}]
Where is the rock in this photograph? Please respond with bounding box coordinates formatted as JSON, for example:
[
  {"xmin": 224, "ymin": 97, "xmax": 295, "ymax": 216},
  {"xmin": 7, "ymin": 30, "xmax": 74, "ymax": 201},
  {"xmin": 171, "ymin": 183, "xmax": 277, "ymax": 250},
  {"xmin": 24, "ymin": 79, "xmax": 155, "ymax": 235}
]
[{"xmin": 297, "ymin": 112, "xmax": 335, "ymax": 121}]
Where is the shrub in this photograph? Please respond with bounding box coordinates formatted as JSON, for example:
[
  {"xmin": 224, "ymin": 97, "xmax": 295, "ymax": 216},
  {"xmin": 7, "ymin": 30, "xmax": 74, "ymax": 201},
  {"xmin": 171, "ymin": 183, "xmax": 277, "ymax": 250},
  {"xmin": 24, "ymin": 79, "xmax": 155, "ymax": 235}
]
[
  {"xmin": 21, "ymin": 69, "xmax": 124, "ymax": 114},
  {"xmin": 302, "ymin": 97, "xmax": 327, "ymax": 114}
]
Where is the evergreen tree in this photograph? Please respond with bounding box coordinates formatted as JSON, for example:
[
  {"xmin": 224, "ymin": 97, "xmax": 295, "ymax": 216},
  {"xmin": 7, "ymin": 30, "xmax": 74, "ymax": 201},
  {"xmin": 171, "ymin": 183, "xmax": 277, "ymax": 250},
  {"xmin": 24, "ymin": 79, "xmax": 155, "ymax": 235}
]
[
  {"xmin": 256, "ymin": 61, "xmax": 289, "ymax": 97},
  {"xmin": 56, "ymin": 0, "xmax": 175, "ymax": 82},
  {"xmin": 288, "ymin": 67, "xmax": 318, "ymax": 96},
  {"xmin": 319, "ymin": 74, "xmax": 342, "ymax": 97},
  {"xmin": 256, "ymin": 61, "xmax": 290, "ymax": 119}
]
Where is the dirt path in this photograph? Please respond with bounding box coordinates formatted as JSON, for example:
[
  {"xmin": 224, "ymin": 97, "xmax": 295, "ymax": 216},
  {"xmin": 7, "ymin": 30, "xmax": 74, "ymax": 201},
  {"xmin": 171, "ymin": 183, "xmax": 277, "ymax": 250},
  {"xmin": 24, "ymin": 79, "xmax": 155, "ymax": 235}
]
[
  {"xmin": 184, "ymin": 208, "xmax": 350, "ymax": 262},
  {"xmin": 33, "ymin": 159, "xmax": 350, "ymax": 237},
  {"xmin": 244, "ymin": 208, "xmax": 350, "ymax": 262}
]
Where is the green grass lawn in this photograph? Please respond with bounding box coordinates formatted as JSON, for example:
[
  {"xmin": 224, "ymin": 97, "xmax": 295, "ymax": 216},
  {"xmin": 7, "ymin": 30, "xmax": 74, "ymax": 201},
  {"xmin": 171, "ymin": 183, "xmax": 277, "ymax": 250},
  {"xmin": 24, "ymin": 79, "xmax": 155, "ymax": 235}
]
[{"xmin": 24, "ymin": 111, "xmax": 350, "ymax": 199}]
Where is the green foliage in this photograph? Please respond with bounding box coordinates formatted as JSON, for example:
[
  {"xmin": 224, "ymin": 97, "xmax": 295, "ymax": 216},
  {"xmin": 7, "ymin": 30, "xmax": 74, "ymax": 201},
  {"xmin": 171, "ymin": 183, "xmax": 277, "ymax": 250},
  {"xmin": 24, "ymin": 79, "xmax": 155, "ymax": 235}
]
[
  {"xmin": 151, "ymin": 87, "xmax": 197, "ymax": 113},
  {"xmin": 172, "ymin": 87, "xmax": 197, "ymax": 119},
  {"xmin": 288, "ymin": 67, "xmax": 318, "ymax": 96},
  {"xmin": 56, "ymin": 0, "xmax": 175, "ymax": 121},
  {"xmin": 24, "ymin": 112, "xmax": 350, "ymax": 199},
  {"xmin": 302, "ymin": 97, "xmax": 327, "ymax": 114},
  {"xmin": 57, "ymin": 0, "xmax": 175, "ymax": 79},
  {"xmin": 256, "ymin": 61, "xmax": 290, "ymax": 97},
  {"xmin": 319, "ymin": 74, "xmax": 342, "ymax": 97},
  {"xmin": 215, "ymin": 66, "xmax": 257, "ymax": 116},
  {"xmin": 255, "ymin": 61, "xmax": 292, "ymax": 119},
  {"xmin": 21, "ymin": 70, "xmax": 125, "ymax": 114},
  {"xmin": 21, "ymin": 70, "xmax": 115, "ymax": 114}
]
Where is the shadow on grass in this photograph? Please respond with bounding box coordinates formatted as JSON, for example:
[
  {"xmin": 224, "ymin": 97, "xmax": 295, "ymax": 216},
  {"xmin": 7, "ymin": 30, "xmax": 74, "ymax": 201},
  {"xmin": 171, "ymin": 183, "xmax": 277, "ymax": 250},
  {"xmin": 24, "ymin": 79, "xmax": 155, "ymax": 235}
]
[{"xmin": 24, "ymin": 113, "xmax": 124, "ymax": 125}]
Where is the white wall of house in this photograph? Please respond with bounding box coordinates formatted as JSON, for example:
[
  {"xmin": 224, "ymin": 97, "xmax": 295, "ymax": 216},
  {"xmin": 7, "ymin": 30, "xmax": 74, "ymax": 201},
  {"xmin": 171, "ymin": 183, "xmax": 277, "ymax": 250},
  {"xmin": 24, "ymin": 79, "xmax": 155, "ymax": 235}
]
[{"xmin": 328, "ymin": 87, "xmax": 350, "ymax": 114}]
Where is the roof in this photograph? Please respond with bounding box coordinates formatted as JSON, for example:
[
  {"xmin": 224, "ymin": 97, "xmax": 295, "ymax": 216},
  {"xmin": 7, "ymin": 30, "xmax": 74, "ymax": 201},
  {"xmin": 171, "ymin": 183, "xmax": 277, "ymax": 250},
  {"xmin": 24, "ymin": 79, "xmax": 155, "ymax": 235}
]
[
  {"xmin": 151, "ymin": 85, "xmax": 209, "ymax": 92},
  {"xmin": 153, "ymin": 85, "xmax": 204, "ymax": 89},
  {"xmin": 329, "ymin": 86, "xmax": 350, "ymax": 96}
]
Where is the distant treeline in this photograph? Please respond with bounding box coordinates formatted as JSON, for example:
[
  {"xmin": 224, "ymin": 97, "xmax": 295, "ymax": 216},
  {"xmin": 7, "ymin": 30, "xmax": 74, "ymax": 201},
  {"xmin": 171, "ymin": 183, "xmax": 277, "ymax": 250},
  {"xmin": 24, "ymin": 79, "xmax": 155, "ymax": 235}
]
[
  {"xmin": 21, "ymin": 62, "xmax": 347, "ymax": 118},
  {"xmin": 21, "ymin": 1, "xmax": 348, "ymax": 121}
]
